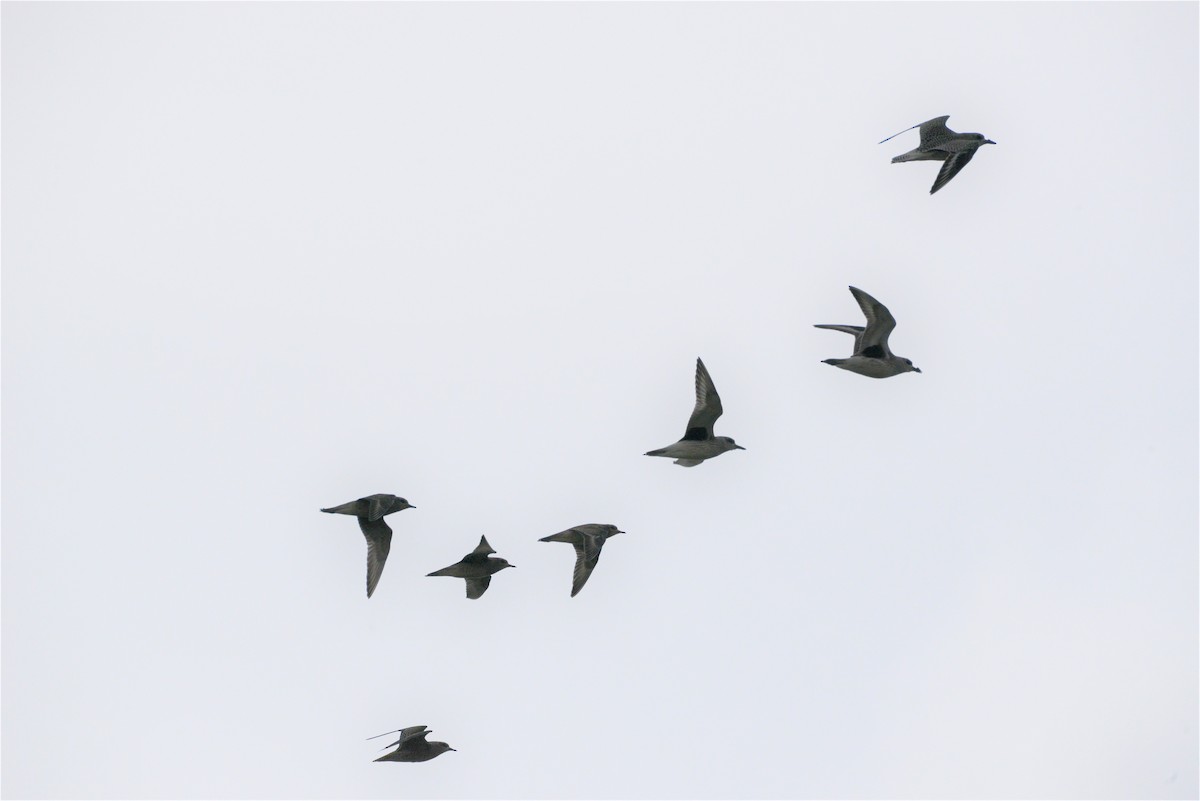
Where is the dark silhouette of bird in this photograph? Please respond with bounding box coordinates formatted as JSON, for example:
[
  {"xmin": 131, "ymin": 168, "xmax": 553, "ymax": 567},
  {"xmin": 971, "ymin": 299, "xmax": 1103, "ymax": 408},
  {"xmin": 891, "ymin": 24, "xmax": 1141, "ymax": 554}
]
[
  {"xmin": 884, "ymin": 115, "xmax": 995, "ymax": 194},
  {"xmin": 645, "ymin": 358, "xmax": 745, "ymax": 467},
  {"xmin": 320, "ymin": 494, "xmax": 414, "ymax": 597},
  {"xmin": 427, "ymin": 536, "xmax": 514, "ymax": 599},
  {"xmin": 539, "ymin": 524, "xmax": 624, "ymax": 597},
  {"xmin": 368, "ymin": 726, "xmax": 455, "ymax": 762},
  {"xmin": 816, "ymin": 286, "xmax": 921, "ymax": 378}
]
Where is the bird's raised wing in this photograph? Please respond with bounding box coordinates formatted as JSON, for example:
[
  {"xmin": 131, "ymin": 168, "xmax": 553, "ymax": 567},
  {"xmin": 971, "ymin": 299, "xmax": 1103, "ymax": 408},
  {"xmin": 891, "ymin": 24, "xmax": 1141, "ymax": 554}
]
[
  {"xmin": 848, "ymin": 286, "xmax": 898, "ymax": 356},
  {"xmin": 929, "ymin": 149, "xmax": 976, "ymax": 194},
  {"xmin": 917, "ymin": 115, "xmax": 954, "ymax": 149},
  {"xmin": 383, "ymin": 727, "xmax": 431, "ymax": 750},
  {"xmin": 460, "ymin": 535, "xmax": 497, "ymax": 565},
  {"xmin": 813, "ymin": 324, "xmax": 865, "ymax": 354},
  {"xmin": 358, "ymin": 516, "xmax": 393, "ymax": 598},
  {"xmin": 682, "ymin": 358, "xmax": 724, "ymax": 441}
]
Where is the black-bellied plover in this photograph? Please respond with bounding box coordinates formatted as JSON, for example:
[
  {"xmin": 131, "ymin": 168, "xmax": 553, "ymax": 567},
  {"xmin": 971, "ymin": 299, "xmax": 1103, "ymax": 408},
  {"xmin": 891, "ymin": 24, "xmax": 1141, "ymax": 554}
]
[
  {"xmin": 320, "ymin": 494, "xmax": 415, "ymax": 597},
  {"xmin": 816, "ymin": 286, "xmax": 921, "ymax": 378},
  {"xmin": 538, "ymin": 524, "xmax": 624, "ymax": 597},
  {"xmin": 645, "ymin": 358, "xmax": 745, "ymax": 467},
  {"xmin": 368, "ymin": 726, "xmax": 455, "ymax": 762},
  {"xmin": 883, "ymin": 115, "xmax": 995, "ymax": 194},
  {"xmin": 427, "ymin": 535, "xmax": 514, "ymax": 599}
]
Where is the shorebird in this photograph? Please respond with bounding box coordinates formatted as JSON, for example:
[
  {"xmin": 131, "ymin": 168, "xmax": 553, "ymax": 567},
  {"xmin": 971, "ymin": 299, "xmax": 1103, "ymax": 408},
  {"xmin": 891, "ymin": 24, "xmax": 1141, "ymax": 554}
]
[
  {"xmin": 883, "ymin": 115, "xmax": 995, "ymax": 194},
  {"xmin": 538, "ymin": 524, "xmax": 624, "ymax": 597},
  {"xmin": 427, "ymin": 536, "xmax": 514, "ymax": 599},
  {"xmin": 320, "ymin": 494, "xmax": 415, "ymax": 597},
  {"xmin": 816, "ymin": 286, "xmax": 921, "ymax": 378},
  {"xmin": 368, "ymin": 726, "xmax": 455, "ymax": 763},
  {"xmin": 645, "ymin": 358, "xmax": 745, "ymax": 467}
]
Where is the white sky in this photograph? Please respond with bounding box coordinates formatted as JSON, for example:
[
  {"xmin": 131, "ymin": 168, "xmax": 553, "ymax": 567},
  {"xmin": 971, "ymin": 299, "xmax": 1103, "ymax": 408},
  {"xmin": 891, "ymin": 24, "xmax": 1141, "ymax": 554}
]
[{"xmin": 2, "ymin": 2, "xmax": 1197, "ymax": 799}]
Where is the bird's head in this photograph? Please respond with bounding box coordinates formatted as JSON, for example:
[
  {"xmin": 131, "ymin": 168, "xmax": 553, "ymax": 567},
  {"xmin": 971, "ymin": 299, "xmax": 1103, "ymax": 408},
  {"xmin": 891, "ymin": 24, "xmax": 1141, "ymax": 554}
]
[{"xmin": 720, "ymin": 436, "xmax": 746, "ymax": 451}]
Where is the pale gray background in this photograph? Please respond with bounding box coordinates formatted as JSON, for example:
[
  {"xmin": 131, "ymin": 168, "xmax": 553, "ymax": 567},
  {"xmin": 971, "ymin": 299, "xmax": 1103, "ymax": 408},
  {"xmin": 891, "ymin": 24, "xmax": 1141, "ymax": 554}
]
[{"xmin": 3, "ymin": 2, "xmax": 1197, "ymax": 799}]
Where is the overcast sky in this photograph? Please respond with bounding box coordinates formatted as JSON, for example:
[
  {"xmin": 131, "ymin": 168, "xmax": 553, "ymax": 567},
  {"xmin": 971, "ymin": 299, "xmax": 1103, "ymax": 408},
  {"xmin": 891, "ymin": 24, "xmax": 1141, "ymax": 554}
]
[{"xmin": 3, "ymin": 2, "xmax": 1197, "ymax": 799}]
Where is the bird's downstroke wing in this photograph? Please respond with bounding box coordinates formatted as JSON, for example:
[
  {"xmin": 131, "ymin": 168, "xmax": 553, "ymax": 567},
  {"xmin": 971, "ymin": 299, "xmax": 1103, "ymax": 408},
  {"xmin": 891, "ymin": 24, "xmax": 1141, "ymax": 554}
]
[
  {"xmin": 359, "ymin": 516, "xmax": 393, "ymax": 598},
  {"xmin": 929, "ymin": 149, "xmax": 976, "ymax": 194},
  {"xmin": 917, "ymin": 115, "xmax": 954, "ymax": 149},
  {"xmin": 466, "ymin": 576, "xmax": 491, "ymax": 599},
  {"xmin": 848, "ymin": 287, "xmax": 897, "ymax": 356},
  {"xmin": 570, "ymin": 538, "xmax": 603, "ymax": 597},
  {"xmin": 683, "ymin": 358, "xmax": 723, "ymax": 440}
]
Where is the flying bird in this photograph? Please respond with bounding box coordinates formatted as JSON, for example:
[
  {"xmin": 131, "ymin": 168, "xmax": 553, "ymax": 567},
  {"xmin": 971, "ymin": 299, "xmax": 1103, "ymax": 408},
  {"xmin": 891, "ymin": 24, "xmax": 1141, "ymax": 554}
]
[
  {"xmin": 320, "ymin": 494, "xmax": 415, "ymax": 598},
  {"xmin": 816, "ymin": 286, "xmax": 921, "ymax": 378},
  {"xmin": 427, "ymin": 535, "xmax": 515, "ymax": 599},
  {"xmin": 645, "ymin": 358, "xmax": 745, "ymax": 467},
  {"xmin": 539, "ymin": 524, "xmax": 624, "ymax": 597},
  {"xmin": 882, "ymin": 115, "xmax": 995, "ymax": 194},
  {"xmin": 368, "ymin": 726, "xmax": 455, "ymax": 763}
]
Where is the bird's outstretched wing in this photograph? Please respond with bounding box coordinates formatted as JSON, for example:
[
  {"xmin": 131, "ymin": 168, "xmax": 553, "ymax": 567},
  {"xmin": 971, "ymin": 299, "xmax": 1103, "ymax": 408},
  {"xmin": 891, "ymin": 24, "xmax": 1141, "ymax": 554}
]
[
  {"xmin": 917, "ymin": 115, "xmax": 954, "ymax": 149},
  {"xmin": 465, "ymin": 577, "xmax": 491, "ymax": 599},
  {"xmin": 383, "ymin": 727, "xmax": 431, "ymax": 750},
  {"xmin": 929, "ymin": 149, "xmax": 976, "ymax": 194},
  {"xmin": 813, "ymin": 324, "xmax": 865, "ymax": 355},
  {"xmin": 358, "ymin": 516, "xmax": 393, "ymax": 598},
  {"xmin": 569, "ymin": 536, "xmax": 604, "ymax": 597},
  {"xmin": 682, "ymin": 358, "xmax": 724, "ymax": 440},
  {"xmin": 848, "ymin": 286, "xmax": 898, "ymax": 356}
]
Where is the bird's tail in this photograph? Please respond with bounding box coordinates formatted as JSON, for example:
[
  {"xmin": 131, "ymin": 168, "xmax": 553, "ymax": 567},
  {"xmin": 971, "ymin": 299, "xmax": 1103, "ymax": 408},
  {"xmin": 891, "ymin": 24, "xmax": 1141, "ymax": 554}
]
[
  {"xmin": 644, "ymin": 448, "xmax": 667, "ymax": 457},
  {"xmin": 539, "ymin": 531, "xmax": 578, "ymax": 544},
  {"xmin": 320, "ymin": 501, "xmax": 359, "ymax": 515}
]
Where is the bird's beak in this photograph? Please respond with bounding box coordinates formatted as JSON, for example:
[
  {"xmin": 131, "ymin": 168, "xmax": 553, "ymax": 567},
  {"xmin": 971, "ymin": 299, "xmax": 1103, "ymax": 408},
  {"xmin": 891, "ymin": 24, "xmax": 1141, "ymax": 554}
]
[
  {"xmin": 408, "ymin": 504, "xmax": 417, "ymax": 509},
  {"xmin": 985, "ymin": 139, "xmax": 996, "ymax": 145},
  {"xmin": 914, "ymin": 367, "xmax": 923, "ymax": 373},
  {"xmin": 735, "ymin": 445, "xmax": 746, "ymax": 450}
]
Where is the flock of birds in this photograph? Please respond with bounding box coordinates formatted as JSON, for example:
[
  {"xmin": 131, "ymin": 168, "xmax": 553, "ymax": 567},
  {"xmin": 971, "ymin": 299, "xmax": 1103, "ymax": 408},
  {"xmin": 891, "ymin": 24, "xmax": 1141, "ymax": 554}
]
[{"xmin": 320, "ymin": 114, "xmax": 996, "ymax": 763}]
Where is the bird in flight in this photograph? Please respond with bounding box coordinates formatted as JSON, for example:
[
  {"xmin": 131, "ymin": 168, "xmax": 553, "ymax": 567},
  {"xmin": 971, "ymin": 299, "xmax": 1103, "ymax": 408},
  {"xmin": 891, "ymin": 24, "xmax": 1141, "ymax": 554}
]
[
  {"xmin": 539, "ymin": 524, "xmax": 624, "ymax": 597},
  {"xmin": 882, "ymin": 115, "xmax": 995, "ymax": 194},
  {"xmin": 368, "ymin": 726, "xmax": 455, "ymax": 762},
  {"xmin": 645, "ymin": 358, "xmax": 745, "ymax": 467},
  {"xmin": 320, "ymin": 494, "xmax": 415, "ymax": 598},
  {"xmin": 816, "ymin": 286, "xmax": 921, "ymax": 378},
  {"xmin": 427, "ymin": 535, "xmax": 515, "ymax": 599}
]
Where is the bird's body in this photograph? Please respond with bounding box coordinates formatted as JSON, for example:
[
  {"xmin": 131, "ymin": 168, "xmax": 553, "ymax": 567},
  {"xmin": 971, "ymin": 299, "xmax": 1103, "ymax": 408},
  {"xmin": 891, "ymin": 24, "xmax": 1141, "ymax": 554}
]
[
  {"xmin": 320, "ymin": 494, "xmax": 415, "ymax": 598},
  {"xmin": 427, "ymin": 536, "xmax": 514, "ymax": 599},
  {"xmin": 645, "ymin": 358, "xmax": 745, "ymax": 467},
  {"xmin": 885, "ymin": 115, "xmax": 995, "ymax": 194},
  {"xmin": 370, "ymin": 726, "xmax": 455, "ymax": 763},
  {"xmin": 816, "ymin": 286, "xmax": 921, "ymax": 379},
  {"xmin": 539, "ymin": 524, "xmax": 623, "ymax": 597}
]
